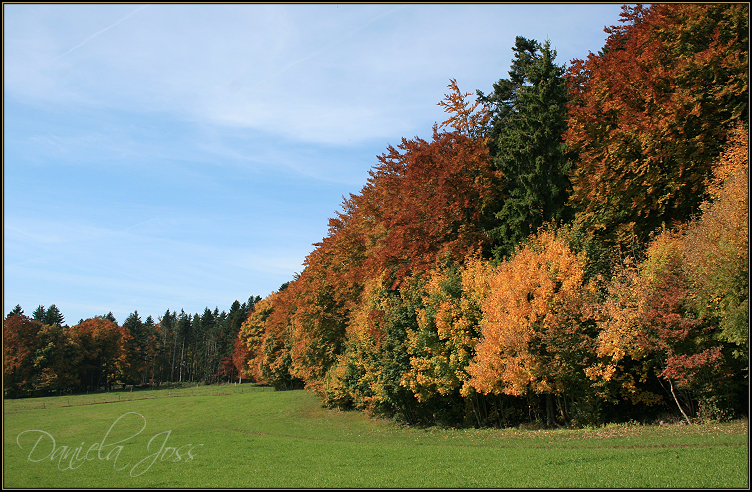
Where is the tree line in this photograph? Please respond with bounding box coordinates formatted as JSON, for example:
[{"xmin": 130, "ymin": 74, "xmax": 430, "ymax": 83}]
[
  {"xmin": 231, "ymin": 4, "xmax": 749, "ymax": 427},
  {"xmin": 4, "ymin": 4, "xmax": 748, "ymax": 428},
  {"xmin": 4, "ymin": 297, "xmax": 260, "ymax": 397}
]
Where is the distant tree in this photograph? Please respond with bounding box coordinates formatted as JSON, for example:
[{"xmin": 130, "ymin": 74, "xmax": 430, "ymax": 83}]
[
  {"xmin": 122, "ymin": 311, "xmax": 153, "ymax": 385},
  {"xmin": 5, "ymin": 305, "xmax": 24, "ymax": 320},
  {"xmin": 156, "ymin": 309, "xmax": 178, "ymax": 384},
  {"xmin": 44, "ymin": 304, "xmax": 65, "ymax": 326},
  {"xmin": 175, "ymin": 310, "xmax": 192, "ymax": 383},
  {"xmin": 30, "ymin": 323, "xmax": 81, "ymax": 394},
  {"xmin": 3, "ymin": 314, "xmax": 44, "ymax": 397},
  {"xmin": 70, "ymin": 316, "xmax": 125, "ymax": 392},
  {"xmin": 32, "ymin": 305, "xmax": 46, "ymax": 322}
]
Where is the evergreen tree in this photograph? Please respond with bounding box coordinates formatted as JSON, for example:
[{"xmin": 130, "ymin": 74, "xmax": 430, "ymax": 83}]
[
  {"xmin": 158, "ymin": 309, "xmax": 178, "ymax": 383},
  {"xmin": 123, "ymin": 310, "xmax": 152, "ymax": 384},
  {"xmin": 6, "ymin": 304, "xmax": 24, "ymax": 319},
  {"xmin": 176, "ymin": 310, "xmax": 192, "ymax": 382},
  {"xmin": 478, "ymin": 37, "xmax": 572, "ymax": 259},
  {"xmin": 44, "ymin": 305, "xmax": 66, "ymax": 327},
  {"xmin": 32, "ymin": 305, "xmax": 46, "ymax": 322}
]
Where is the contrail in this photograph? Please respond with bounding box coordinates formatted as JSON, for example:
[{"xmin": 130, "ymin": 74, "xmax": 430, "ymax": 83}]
[
  {"xmin": 250, "ymin": 5, "xmax": 408, "ymax": 89},
  {"xmin": 54, "ymin": 5, "xmax": 148, "ymax": 59}
]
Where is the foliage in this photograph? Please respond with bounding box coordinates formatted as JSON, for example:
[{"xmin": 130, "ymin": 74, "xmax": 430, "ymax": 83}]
[
  {"xmin": 5, "ymin": 6, "xmax": 748, "ymax": 426},
  {"xmin": 323, "ymin": 275, "xmax": 418, "ymax": 421},
  {"xmin": 3, "ymin": 314, "xmax": 44, "ymax": 396},
  {"xmin": 464, "ymin": 228, "xmax": 599, "ymax": 426},
  {"xmin": 437, "ymin": 78, "xmax": 490, "ymax": 142},
  {"xmin": 4, "ymin": 297, "xmax": 260, "ymax": 396},
  {"xmin": 402, "ymin": 256, "xmax": 489, "ymax": 403},
  {"xmin": 479, "ymin": 37, "xmax": 573, "ymax": 259},
  {"xmin": 69, "ymin": 316, "xmax": 129, "ymax": 392},
  {"xmin": 238, "ymin": 287, "xmax": 303, "ymax": 391},
  {"xmin": 588, "ymin": 229, "xmax": 742, "ymax": 422},
  {"xmin": 565, "ymin": 3, "xmax": 749, "ymax": 246},
  {"xmin": 364, "ymin": 127, "xmax": 500, "ymax": 285},
  {"xmin": 31, "ymin": 304, "xmax": 66, "ymax": 327},
  {"xmin": 682, "ymin": 125, "xmax": 749, "ymax": 360}
]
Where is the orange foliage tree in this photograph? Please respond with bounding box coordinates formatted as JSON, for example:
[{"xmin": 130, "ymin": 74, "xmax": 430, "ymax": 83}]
[
  {"xmin": 295, "ymin": 92, "xmax": 500, "ymax": 398},
  {"xmin": 237, "ymin": 285, "xmax": 302, "ymax": 390},
  {"xmin": 464, "ymin": 228, "xmax": 599, "ymax": 426},
  {"xmin": 70, "ymin": 316, "xmax": 128, "ymax": 392},
  {"xmin": 362, "ymin": 126, "xmax": 500, "ymax": 287},
  {"xmin": 588, "ymin": 230, "xmax": 739, "ymax": 422},
  {"xmin": 3, "ymin": 314, "xmax": 44, "ymax": 396}
]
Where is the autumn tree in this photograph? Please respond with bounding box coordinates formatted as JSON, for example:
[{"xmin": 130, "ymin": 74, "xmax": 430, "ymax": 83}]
[
  {"xmin": 219, "ymin": 297, "xmax": 260, "ymax": 382},
  {"xmin": 30, "ymin": 323, "xmax": 81, "ymax": 394},
  {"xmin": 229, "ymin": 300, "xmax": 268, "ymax": 384},
  {"xmin": 70, "ymin": 316, "xmax": 126, "ymax": 392},
  {"xmin": 288, "ymin": 270, "xmax": 349, "ymax": 394},
  {"xmin": 584, "ymin": 257, "xmax": 665, "ymax": 413},
  {"xmin": 225, "ymin": 335, "xmax": 250, "ymax": 383},
  {"xmin": 323, "ymin": 274, "xmax": 423, "ymax": 424},
  {"xmin": 437, "ymin": 78, "xmax": 490, "ymax": 142},
  {"xmin": 238, "ymin": 285, "xmax": 302, "ymax": 390},
  {"xmin": 565, "ymin": 3, "xmax": 748, "ymax": 246},
  {"xmin": 3, "ymin": 314, "xmax": 44, "ymax": 396},
  {"xmin": 295, "ymin": 96, "xmax": 499, "ymax": 396},
  {"xmin": 364, "ymin": 126, "xmax": 499, "ymax": 284},
  {"xmin": 588, "ymin": 229, "xmax": 742, "ymax": 423},
  {"xmin": 683, "ymin": 125, "xmax": 749, "ymax": 363},
  {"xmin": 400, "ymin": 256, "xmax": 496, "ymax": 426},
  {"xmin": 465, "ymin": 228, "xmax": 599, "ymax": 426}
]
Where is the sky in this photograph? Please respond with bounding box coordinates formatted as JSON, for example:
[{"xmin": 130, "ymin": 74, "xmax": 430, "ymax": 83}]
[{"xmin": 4, "ymin": 3, "xmax": 628, "ymax": 325}]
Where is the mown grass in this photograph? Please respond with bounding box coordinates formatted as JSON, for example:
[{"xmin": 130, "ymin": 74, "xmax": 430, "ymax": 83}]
[{"xmin": 3, "ymin": 385, "xmax": 748, "ymax": 488}]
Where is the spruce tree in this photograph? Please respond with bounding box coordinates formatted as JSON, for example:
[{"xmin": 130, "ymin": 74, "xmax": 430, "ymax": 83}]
[
  {"xmin": 478, "ymin": 37, "xmax": 572, "ymax": 259},
  {"xmin": 6, "ymin": 304, "xmax": 24, "ymax": 319},
  {"xmin": 32, "ymin": 305, "xmax": 46, "ymax": 322}
]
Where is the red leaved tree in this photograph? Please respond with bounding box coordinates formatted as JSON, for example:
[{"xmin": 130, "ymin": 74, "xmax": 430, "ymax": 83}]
[{"xmin": 565, "ymin": 3, "xmax": 748, "ymax": 245}]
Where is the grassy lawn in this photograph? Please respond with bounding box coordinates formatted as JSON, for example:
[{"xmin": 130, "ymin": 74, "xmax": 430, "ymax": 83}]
[{"xmin": 3, "ymin": 385, "xmax": 748, "ymax": 488}]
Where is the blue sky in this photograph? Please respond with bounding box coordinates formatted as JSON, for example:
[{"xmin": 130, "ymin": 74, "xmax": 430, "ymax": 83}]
[{"xmin": 4, "ymin": 3, "xmax": 627, "ymax": 325}]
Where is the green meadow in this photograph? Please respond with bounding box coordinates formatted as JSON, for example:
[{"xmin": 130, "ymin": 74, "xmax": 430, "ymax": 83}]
[{"xmin": 3, "ymin": 385, "xmax": 748, "ymax": 488}]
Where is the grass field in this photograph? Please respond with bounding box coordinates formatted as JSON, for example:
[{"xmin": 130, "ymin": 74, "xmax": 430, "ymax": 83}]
[{"xmin": 3, "ymin": 384, "xmax": 749, "ymax": 488}]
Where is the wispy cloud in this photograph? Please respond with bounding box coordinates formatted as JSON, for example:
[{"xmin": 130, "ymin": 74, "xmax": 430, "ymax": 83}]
[
  {"xmin": 248, "ymin": 5, "xmax": 407, "ymax": 91},
  {"xmin": 4, "ymin": 4, "xmax": 626, "ymax": 324},
  {"xmin": 54, "ymin": 5, "xmax": 148, "ymax": 60}
]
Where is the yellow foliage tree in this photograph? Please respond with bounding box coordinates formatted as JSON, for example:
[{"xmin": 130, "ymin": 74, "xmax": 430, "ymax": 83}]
[
  {"xmin": 464, "ymin": 228, "xmax": 598, "ymax": 425},
  {"xmin": 683, "ymin": 124, "xmax": 749, "ymax": 359},
  {"xmin": 402, "ymin": 256, "xmax": 491, "ymax": 402}
]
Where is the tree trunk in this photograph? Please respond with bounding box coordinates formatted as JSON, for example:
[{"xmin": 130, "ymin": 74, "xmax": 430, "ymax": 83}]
[
  {"xmin": 546, "ymin": 393, "xmax": 555, "ymax": 427},
  {"xmin": 669, "ymin": 379, "xmax": 692, "ymax": 425}
]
